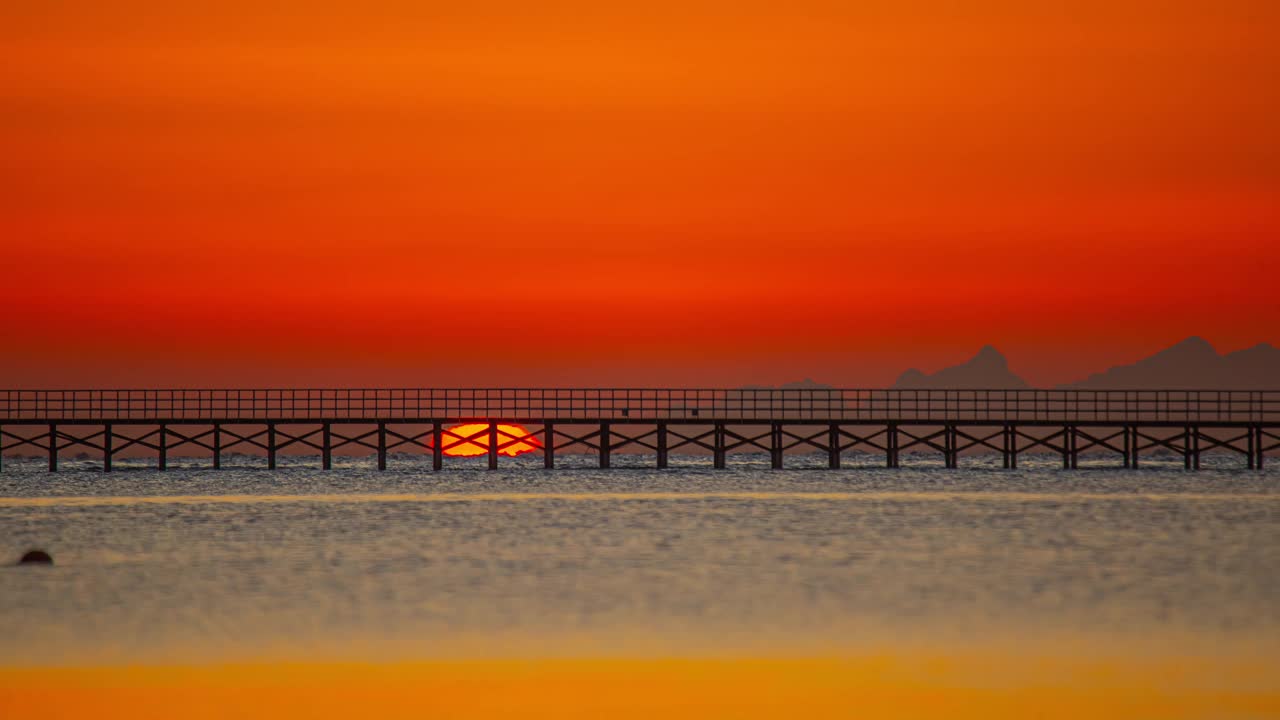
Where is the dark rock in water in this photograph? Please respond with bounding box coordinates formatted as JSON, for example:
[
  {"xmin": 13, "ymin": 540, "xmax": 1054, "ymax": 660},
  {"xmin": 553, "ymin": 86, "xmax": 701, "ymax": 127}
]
[{"xmin": 18, "ymin": 549, "xmax": 53, "ymax": 565}]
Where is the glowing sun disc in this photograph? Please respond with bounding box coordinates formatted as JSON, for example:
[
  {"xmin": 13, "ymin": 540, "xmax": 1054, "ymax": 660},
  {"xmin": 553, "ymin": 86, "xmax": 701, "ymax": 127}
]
[{"xmin": 441, "ymin": 423, "xmax": 540, "ymax": 457}]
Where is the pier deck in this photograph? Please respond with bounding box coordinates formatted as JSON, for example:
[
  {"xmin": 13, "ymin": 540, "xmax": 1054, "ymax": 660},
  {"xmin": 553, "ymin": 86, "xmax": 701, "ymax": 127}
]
[{"xmin": 1, "ymin": 389, "xmax": 1276, "ymax": 471}]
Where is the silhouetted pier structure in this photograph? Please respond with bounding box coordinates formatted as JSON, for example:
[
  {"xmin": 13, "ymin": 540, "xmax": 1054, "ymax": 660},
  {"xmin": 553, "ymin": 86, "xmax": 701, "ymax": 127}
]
[{"xmin": 1, "ymin": 389, "xmax": 1276, "ymax": 472}]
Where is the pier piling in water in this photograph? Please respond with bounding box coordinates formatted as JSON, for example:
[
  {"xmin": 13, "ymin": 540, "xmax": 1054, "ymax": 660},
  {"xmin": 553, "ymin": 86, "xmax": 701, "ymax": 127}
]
[
  {"xmin": 433, "ymin": 423, "xmax": 444, "ymax": 471},
  {"xmin": 771, "ymin": 422, "xmax": 783, "ymax": 469},
  {"xmin": 1122, "ymin": 425, "xmax": 1132, "ymax": 468},
  {"xmin": 657, "ymin": 423, "xmax": 669, "ymax": 469},
  {"xmin": 159, "ymin": 423, "xmax": 168, "ymax": 471},
  {"xmin": 1008, "ymin": 425, "xmax": 1019, "ymax": 469},
  {"xmin": 48, "ymin": 422, "xmax": 57, "ymax": 472},
  {"xmin": 1258, "ymin": 426, "xmax": 1267, "ymax": 470},
  {"xmin": 944, "ymin": 424, "xmax": 958, "ymax": 469},
  {"xmin": 267, "ymin": 423, "xmax": 276, "ymax": 470},
  {"xmin": 544, "ymin": 423, "xmax": 555, "ymax": 469},
  {"xmin": 322, "ymin": 423, "xmax": 332, "ymax": 470},
  {"xmin": 828, "ymin": 424, "xmax": 840, "ymax": 469},
  {"xmin": 214, "ymin": 424, "xmax": 223, "ymax": 470},
  {"xmin": 713, "ymin": 422, "xmax": 726, "ymax": 469},
  {"xmin": 599, "ymin": 422, "xmax": 611, "ymax": 469},
  {"xmin": 888, "ymin": 423, "xmax": 900, "ymax": 468},
  {"xmin": 486, "ymin": 423, "xmax": 497, "ymax": 470},
  {"xmin": 103, "ymin": 423, "xmax": 112, "ymax": 473},
  {"xmin": 377, "ymin": 422, "xmax": 387, "ymax": 471}
]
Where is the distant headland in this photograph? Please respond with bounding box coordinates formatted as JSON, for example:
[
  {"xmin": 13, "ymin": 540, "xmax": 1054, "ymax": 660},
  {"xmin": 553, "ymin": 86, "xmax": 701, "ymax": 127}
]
[
  {"xmin": 900, "ymin": 337, "xmax": 1278, "ymax": 389},
  {"xmin": 756, "ymin": 337, "xmax": 1279, "ymax": 390}
]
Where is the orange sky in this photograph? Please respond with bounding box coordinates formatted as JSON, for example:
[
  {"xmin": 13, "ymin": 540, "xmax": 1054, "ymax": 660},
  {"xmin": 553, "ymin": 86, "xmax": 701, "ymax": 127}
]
[{"xmin": 2, "ymin": 1, "xmax": 1277, "ymax": 388}]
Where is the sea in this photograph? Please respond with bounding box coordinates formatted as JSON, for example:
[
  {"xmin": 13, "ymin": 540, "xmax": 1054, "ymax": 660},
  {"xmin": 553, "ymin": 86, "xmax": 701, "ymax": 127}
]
[{"xmin": 1, "ymin": 452, "xmax": 1278, "ymax": 717}]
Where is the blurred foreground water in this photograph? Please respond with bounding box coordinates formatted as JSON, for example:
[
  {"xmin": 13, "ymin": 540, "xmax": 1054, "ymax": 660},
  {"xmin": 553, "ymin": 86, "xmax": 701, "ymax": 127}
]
[{"xmin": 2, "ymin": 452, "xmax": 1277, "ymax": 668}]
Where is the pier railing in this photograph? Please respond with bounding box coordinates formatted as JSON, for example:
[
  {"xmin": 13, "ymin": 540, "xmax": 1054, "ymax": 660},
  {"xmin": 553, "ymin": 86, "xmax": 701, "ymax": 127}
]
[{"xmin": 1, "ymin": 389, "xmax": 1276, "ymax": 423}]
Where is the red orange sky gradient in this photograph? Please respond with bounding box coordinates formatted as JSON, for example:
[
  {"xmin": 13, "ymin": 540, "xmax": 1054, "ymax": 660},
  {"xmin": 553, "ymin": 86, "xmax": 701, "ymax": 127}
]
[{"xmin": 2, "ymin": 2, "xmax": 1277, "ymax": 388}]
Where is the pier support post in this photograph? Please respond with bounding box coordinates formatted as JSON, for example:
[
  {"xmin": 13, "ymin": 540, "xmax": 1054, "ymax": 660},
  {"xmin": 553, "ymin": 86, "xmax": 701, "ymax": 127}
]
[
  {"xmin": 1009, "ymin": 424, "xmax": 1018, "ymax": 469},
  {"xmin": 1123, "ymin": 425, "xmax": 1131, "ymax": 468},
  {"xmin": 1192, "ymin": 426, "xmax": 1201, "ymax": 470},
  {"xmin": 1136, "ymin": 422, "xmax": 1146, "ymax": 468},
  {"xmin": 1070, "ymin": 426, "xmax": 1078, "ymax": 469},
  {"xmin": 213, "ymin": 424, "xmax": 222, "ymax": 470},
  {"xmin": 713, "ymin": 422, "xmax": 726, "ymax": 469},
  {"xmin": 544, "ymin": 423, "xmax": 555, "ymax": 469},
  {"xmin": 771, "ymin": 422, "xmax": 783, "ymax": 470},
  {"xmin": 944, "ymin": 424, "xmax": 957, "ymax": 469},
  {"xmin": 0, "ymin": 424, "xmax": 3, "ymax": 473},
  {"xmin": 487, "ymin": 422, "xmax": 497, "ymax": 470},
  {"xmin": 103, "ymin": 423, "xmax": 113, "ymax": 473},
  {"xmin": 600, "ymin": 422, "xmax": 611, "ymax": 469},
  {"xmin": 1247, "ymin": 425, "xmax": 1257, "ymax": 470},
  {"xmin": 378, "ymin": 422, "xmax": 388, "ymax": 471},
  {"xmin": 322, "ymin": 423, "xmax": 332, "ymax": 470},
  {"xmin": 159, "ymin": 423, "xmax": 168, "ymax": 471},
  {"xmin": 1183, "ymin": 425, "xmax": 1192, "ymax": 470},
  {"xmin": 1061, "ymin": 425, "xmax": 1071, "ymax": 469},
  {"xmin": 267, "ymin": 423, "xmax": 276, "ymax": 470},
  {"xmin": 48, "ymin": 422, "xmax": 57, "ymax": 472},
  {"xmin": 1257, "ymin": 426, "xmax": 1265, "ymax": 470},
  {"xmin": 657, "ymin": 422, "xmax": 668, "ymax": 469},
  {"xmin": 952, "ymin": 424, "xmax": 960, "ymax": 468},
  {"xmin": 1001, "ymin": 424, "xmax": 1010, "ymax": 469},
  {"xmin": 432, "ymin": 422, "xmax": 443, "ymax": 471},
  {"xmin": 887, "ymin": 423, "xmax": 898, "ymax": 468},
  {"xmin": 828, "ymin": 423, "xmax": 840, "ymax": 469}
]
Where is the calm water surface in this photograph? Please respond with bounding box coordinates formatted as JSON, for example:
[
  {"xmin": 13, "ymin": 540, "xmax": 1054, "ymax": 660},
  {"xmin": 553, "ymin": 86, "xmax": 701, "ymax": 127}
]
[{"xmin": 2, "ymin": 453, "xmax": 1278, "ymax": 665}]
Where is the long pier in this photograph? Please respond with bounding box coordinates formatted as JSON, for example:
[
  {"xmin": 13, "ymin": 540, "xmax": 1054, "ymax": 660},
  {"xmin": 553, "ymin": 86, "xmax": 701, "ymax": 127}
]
[{"xmin": 0, "ymin": 389, "xmax": 1276, "ymax": 472}]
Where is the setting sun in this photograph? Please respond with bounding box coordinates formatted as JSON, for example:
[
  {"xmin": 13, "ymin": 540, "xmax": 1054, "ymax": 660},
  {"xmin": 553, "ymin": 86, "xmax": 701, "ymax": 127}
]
[{"xmin": 441, "ymin": 423, "xmax": 541, "ymax": 457}]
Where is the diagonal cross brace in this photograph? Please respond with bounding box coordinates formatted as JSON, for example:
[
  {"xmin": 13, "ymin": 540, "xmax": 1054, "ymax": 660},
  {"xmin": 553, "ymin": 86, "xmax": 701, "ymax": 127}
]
[
  {"xmin": 384, "ymin": 426, "xmax": 434, "ymax": 451},
  {"xmin": 1259, "ymin": 427, "xmax": 1280, "ymax": 453},
  {"xmin": 218, "ymin": 427, "xmax": 271, "ymax": 452},
  {"xmin": 1187, "ymin": 430, "xmax": 1250, "ymax": 456},
  {"xmin": 665, "ymin": 427, "xmax": 716, "ymax": 452},
  {"xmin": 552, "ymin": 427, "xmax": 601, "ymax": 453},
  {"xmin": 0, "ymin": 428, "xmax": 53, "ymax": 451},
  {"xmin": 270, "ymin": 426, "xmax": 324, "ymax": 452},
  {"xmin": 895, "ymin": 427, "xmax": 948, "ymax": 454},
  {"xmin": 722, "ymin": 427, "xmax": 771, "ymax": 453},
  {"xmin": 779, "ymin": 427, "xmax": 830, "ymax": 453},
  {"xmin": 1071, "ymin": 428, "xmax": 1125, "ymax": 456},
  {"xmin": 53, "ymin": 428, "xmax": 106, "ymax": 453},
  {"xmin": 1013, "ymin": 427, "xmax": 1067, "ymax": 454},
  {"xmin": 951, "ymin": 427, "xmax": 1006, "ymax": 455},
  {"xmin": 836, "ymin": 426, "xmax": 888, "ymax": 453},
  {"xmin": 109, "ymin": 427, "xmax": 163, "ymax": 454},
  {"xmin": 494, "ymin": 426, "xmax": 543, "ymax": 453},
  {"xmin": 440, "ymin": 426, "xmax": 491, "ymax": 452},
  {"xmin": 1133, "ymin": 428, "xmax": 1189, "ymax": 455},
  {"xmin": 328, "ymin": 427, "xmax": 382, "ymax": 452},
  {"xmin": 161, "ymin": 426, "xmax": 217, "ymax": 453}
]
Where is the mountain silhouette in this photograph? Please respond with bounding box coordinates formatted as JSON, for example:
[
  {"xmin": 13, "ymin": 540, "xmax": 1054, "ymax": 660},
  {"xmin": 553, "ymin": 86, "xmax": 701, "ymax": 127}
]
[
  {"xmin": 1060, "ymin": 336, "xmax": 1280, "ymax": 389},
  {"xmin": 740, "ymin": 378, "xmax": 835, "ymax": 391},
  {"xmin": 893, "ymin": 346, "xmax": 1029, "ymax": 389},
  {"xmin": 778, "ymin": 378, "xmax": 834, "ymax": 390}
]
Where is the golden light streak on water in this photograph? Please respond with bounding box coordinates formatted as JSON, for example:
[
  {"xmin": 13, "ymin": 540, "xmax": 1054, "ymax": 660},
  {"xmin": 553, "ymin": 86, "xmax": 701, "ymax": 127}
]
[{"xmin": 2, "ymin": 655, "xmax": 1278, "ymax": 720}]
